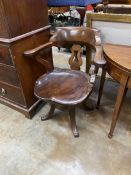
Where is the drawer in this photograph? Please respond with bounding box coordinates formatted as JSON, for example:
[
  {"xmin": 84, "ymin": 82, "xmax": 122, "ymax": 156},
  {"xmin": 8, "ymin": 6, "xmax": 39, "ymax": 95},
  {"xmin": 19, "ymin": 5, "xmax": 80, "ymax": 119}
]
[
  {"xmin": 0, "ymin": 45, "xmax": 14, "ymax": 66},
  {"xmin": 0, "ymin": 82, "xmax": 26, "ymax": 106},
  {"xmin": 0, "ymin": 65, "xmax": 20, "ymax": 87},
  {"xmin": 107, "ymin": 62, "xmax": 122, "ymax": 83}
]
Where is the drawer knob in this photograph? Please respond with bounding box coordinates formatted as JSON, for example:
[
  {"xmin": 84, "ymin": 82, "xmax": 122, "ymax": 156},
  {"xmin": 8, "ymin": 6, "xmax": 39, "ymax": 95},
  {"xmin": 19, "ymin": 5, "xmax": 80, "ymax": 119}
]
[{"xmin": 1, "ymin": 88, "xmax": 6, "ymax": 96}]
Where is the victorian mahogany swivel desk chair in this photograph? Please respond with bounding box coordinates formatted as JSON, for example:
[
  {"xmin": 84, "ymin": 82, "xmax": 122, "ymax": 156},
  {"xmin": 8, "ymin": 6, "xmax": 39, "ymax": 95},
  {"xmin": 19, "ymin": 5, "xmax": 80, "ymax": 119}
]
[{"xmin": 24, "ymin": 27, "xmax": 105, "ymax": 137}]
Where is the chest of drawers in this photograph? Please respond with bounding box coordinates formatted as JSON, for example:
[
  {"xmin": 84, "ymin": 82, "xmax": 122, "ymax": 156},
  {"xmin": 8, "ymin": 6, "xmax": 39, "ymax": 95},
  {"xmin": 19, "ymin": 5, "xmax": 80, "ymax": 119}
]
[{"xmin": 0, "ymin": 0, "xmax": 52, "ymax": 118}]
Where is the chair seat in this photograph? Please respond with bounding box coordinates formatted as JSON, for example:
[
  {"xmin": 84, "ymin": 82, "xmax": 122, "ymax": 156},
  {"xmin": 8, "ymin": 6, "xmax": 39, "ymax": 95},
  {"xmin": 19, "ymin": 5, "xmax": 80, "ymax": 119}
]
[{"xmin": 34, "ymin": 69, "xmax": 92, "ymax": 105}]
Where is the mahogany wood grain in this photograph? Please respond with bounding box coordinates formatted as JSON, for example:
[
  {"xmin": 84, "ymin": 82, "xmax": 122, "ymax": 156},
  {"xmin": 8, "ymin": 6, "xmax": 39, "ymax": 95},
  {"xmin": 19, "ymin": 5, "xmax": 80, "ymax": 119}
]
[
  {"xmin": 0, "ymin": 82, "xmax": 26, "ymax": 106},
  {"xmin": 108, "ymin": 75, "xmax": 128, "ymax": 138},
  {"xmin": 103, "ymin": 0, "xmax": 127, "ymax": 4},
  {"xmin": 96, "ymin": 65, "xmax": 106, "ymax": 108},
  {"xmin": 34, "ymin": 69, "xmax": 92, "ymax": 105},
  {"xmin": 25, "ymin": 27, "xmax": 106, "ymax": 136},
  {"xmin": 69, "ymin": 107, "xmax": 79, "ymax": 137},
  {"xmin": 12, "ymin": 29, "xmax": 52, "ymax": 109},
  {"xmin": 25, "ymin": 27, "xmax": 102, "ymax": 137},
  {"xmin": 69, "ymin": 45, "xmax": 82, "ymax": 70},
  {"xmin": 50, "ymin": 27, "xmax": 96, "ymax": 49},
  {"xmin": 98, "ymin": 43, "xmax": 131, "ymax": 138},
  {"xmin": 0, "ymin": 45, "xmax": 14, "ymax": 66},
  {"xmin": 41, "ymin": 104, "xmax": 56, "ymax": 121},
  {"xmin": 0, "ymin": 0, "xmax": 50, "ymax": 118},
  {"xmin": 0, "ymin": 0, "xmax": 48, "ymax": 38},
  {"xmin": 0, "ymin": 65, "xmax": 20, "ymax": 86},
  {"xmin": 104, "ymin": 44, "xmax": 131, "ymax": 73},
  {"xmin": 76, "ymin": 7, "xmax": 86, "ymax": 26}
]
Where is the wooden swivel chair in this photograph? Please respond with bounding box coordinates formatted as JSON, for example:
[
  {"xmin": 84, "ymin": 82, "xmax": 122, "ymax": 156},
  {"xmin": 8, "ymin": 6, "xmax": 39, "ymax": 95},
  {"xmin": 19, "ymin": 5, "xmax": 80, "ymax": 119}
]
[{"xmin": 24, "ymin": 27, "xmax": 105, "ymax": 137}]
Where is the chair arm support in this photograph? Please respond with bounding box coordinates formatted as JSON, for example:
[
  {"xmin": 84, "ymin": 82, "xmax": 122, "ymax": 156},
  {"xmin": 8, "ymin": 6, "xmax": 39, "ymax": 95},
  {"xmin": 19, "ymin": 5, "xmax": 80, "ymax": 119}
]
[
  {"xmin": 93, "ymin": 45, "xmax": 106, "ymax": 67},
  {"xmin": 24, "ymin": 42, "xmax": 53, "ymax": 72},
  {"xmin": 24, "ymin": 42, "xmax": 52, "ymax": 58}
]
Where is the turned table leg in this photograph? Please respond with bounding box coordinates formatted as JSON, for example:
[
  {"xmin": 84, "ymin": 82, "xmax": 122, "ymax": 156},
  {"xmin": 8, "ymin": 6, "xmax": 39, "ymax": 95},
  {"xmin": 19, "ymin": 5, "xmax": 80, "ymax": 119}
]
[
  {"xmin": 108, "ymin": 75, "xmax": 128, "ymax": 138},
  {"xmin": 96, "ymin": 65, "xmax": 106, "ymax": 108},
  {"xmin": 69, "ymin": 107, "xmax": 79, "ymax": 138},
  {"xmin": 41, "ymin": 104, "xmax": 55, "ymax": 121}
]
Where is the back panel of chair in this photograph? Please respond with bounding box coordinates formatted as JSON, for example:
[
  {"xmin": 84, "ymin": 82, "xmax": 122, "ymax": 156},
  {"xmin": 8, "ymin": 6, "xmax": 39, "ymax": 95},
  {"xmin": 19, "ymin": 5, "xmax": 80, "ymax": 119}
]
[
  {"xmin": 50, "ymin": 27, "xmax": 96, "ymax": 71},
  {"xmin": 50, "ymin": 27, "xmax": 96, "ymax": 49}
]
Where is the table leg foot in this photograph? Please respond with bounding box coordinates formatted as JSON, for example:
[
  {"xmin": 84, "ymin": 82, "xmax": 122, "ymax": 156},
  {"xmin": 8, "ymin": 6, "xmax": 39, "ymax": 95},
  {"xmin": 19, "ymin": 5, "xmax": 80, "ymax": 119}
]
[{"xmin": 109, "ymin": 75, "xmax": 128, "ymax": 137}]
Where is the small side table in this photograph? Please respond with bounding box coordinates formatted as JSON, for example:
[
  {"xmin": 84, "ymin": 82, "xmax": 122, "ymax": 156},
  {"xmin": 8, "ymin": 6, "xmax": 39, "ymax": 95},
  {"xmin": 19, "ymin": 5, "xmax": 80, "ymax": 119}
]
[{"xmin": 102, "ymin": 44, "xmax": 131, "ymax": 138}]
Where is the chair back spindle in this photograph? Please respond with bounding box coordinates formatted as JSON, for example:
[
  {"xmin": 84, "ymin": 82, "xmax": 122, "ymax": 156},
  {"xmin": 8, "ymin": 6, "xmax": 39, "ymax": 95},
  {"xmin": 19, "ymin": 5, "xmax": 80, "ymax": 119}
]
[{"xmin": 69, "ymin": 44, "xmax": 82, "ymax": 70}]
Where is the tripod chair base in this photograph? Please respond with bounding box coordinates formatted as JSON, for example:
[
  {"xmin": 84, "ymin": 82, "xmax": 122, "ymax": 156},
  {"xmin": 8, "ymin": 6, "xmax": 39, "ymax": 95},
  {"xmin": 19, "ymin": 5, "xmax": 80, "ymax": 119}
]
[
  {"xmin": 41, "ymin": 104, "xmax": 55, "ymax": 121},
  {"xmin": 34, "ymin": 69, "xmax": 92, "ymax": 137},
  {"xmin": 41, "ymin": 104, "xmax": 79, "ymax": 137}
]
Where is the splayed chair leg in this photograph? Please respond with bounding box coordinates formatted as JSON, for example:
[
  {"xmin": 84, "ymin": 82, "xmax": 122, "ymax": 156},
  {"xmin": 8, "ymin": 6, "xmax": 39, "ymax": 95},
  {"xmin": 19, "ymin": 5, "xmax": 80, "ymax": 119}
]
[
  {"xmin": 69, "ymin": 107, "xmax": 79, "ymax": 137},
  {"xmin": 41, "ymin": 104, "xmax": 55, "ymax": 121}
]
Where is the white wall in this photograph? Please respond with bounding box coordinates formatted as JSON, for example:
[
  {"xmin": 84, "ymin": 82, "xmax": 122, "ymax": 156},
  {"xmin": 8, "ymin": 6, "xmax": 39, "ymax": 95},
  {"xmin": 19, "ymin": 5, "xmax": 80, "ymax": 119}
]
[{"xmin": 92, "ymin": 21, "xmax": 131, "ymax": 46}]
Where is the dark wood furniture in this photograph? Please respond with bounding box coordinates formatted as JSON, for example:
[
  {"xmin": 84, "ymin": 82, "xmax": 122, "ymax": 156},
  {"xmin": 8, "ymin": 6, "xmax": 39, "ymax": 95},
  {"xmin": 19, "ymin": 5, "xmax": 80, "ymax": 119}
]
[
  {"xmin": 76, "ymin": 7, "xmax": 86, "ymax": 26},
  {"xmin": 103, "ymin": 4, "xmax": 131, "ymax": 13},
  {"xmin": 98, "ymin": 43, "xmax": 131, "ymax": 138},
  {"xmin": 24, "ymin": 27, "xmax": 104, "ymax": 137},
  {"xmin": 0, "ymin": 0, "xmax": 51, "ymax": 118},
  {"xmin": 103, "ymin": 0, "xmax": 127, "ymax": 4},
  {"xmin": 97, "ymin": 0, "xmax": 131, "ymax": 13},
  {"xmin": 35, "ymin": 69, "xmax": 92, "ymax": 138}
]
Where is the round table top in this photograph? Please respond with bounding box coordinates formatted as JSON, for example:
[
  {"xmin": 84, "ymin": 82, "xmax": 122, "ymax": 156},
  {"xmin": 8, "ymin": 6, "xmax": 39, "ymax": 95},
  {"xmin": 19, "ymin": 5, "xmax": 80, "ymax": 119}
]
[{"xmin": 103, "ymin": 43, "xmax": 131, "ymax": 72}]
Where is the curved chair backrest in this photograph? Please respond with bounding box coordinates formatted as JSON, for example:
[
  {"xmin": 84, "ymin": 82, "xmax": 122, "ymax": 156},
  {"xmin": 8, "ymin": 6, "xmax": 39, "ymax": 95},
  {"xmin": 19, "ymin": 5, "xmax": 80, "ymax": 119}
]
[
  {"xmin": 50, "ymin": 27, "xmax": 96, "ymax": 50},
  {"xmin": 24, "ymin": 27, "xmax": 98, "ymax": 73}
]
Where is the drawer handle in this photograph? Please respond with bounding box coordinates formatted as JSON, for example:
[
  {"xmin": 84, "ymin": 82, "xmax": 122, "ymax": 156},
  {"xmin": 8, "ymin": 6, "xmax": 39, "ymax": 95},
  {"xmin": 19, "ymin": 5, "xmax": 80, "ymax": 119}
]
[{"xmin": 1, "ymin": 88, "xmax": 6, "ymax": 96}]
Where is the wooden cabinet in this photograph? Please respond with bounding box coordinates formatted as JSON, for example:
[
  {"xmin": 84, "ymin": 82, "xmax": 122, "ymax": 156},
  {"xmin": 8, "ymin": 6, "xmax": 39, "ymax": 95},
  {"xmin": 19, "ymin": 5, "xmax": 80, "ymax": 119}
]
[
  {"xmin": 0, "ymin": 0, "xmax": 51, "ymax": 118},
  {"xmin": 0, "ymin": 0, "xmax": 49, "ymax": 38}
]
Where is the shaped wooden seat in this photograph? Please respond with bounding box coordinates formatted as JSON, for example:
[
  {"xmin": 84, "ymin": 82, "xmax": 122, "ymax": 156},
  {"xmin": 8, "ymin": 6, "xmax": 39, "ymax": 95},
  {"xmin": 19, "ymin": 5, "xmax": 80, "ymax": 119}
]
[
  {"xmin": 34, "ymin": 69, "xmax": 92, "ymax": 105},
  {"xmin": 24, "ymin": 27, "xmax": 105, "ymax": 137}
]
